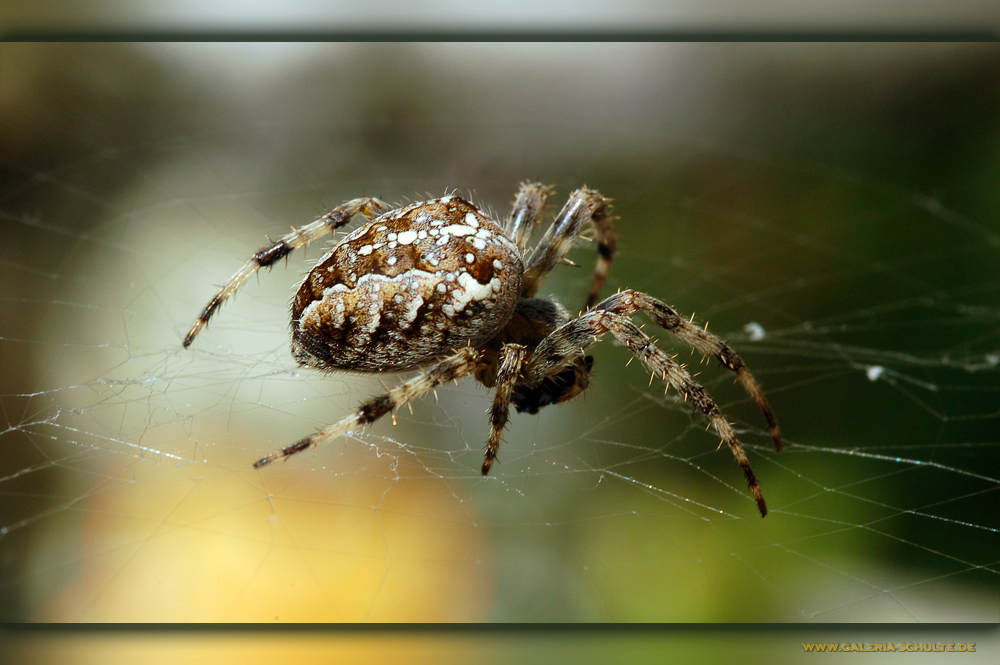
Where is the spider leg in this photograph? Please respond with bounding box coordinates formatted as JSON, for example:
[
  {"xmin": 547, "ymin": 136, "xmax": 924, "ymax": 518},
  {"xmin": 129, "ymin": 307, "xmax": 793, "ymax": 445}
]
[
  {"xmin": 583, "ymin": 201, "xmax": 617, "ymax": 309},
  {"xmin": 505, "ymin": 181, "xmax": 553, "ymax": 252},
  {"xmin": 253, "ymin": 346, "xmax": 481, "ymax": 469},
  {"xmin": 525, "ymin": 310, "xmax": 769, "ymax": 517},
  {"xmin": 183, "ymin": 197, "xmax": 393, "ymax": 347},
  {"xmin": 523, "ymin": 188, "xmax": 614, "ymax": 305},
  {"xmin": 482, "ymin": 343, "xmax": 528, "ymax": 475},
  {"xmin": 594, "ymin": 290, "xmax": 782, "ymax": 451}
]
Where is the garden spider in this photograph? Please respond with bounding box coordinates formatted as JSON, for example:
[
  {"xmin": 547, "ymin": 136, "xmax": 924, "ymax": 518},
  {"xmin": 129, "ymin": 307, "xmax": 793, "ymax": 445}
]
[{"xmin": 184, "ymin": 183, "xmax": 782, "ymax": 516}]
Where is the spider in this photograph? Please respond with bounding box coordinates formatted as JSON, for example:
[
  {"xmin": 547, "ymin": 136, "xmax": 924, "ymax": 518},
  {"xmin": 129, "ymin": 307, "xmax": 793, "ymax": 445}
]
[{"xmin": 183, "ymin": 182, "xmax": 782, "ymax": 516}]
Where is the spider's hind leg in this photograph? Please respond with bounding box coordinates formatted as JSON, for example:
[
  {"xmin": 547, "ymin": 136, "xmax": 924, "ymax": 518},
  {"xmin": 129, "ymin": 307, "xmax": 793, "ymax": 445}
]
[
  {"xmin": 252, "ymin": 346, "xmax": 481, "ymax": 469},
  {"xmin": 183, "ymin": 196, "xmax": 393, "ymax": 347}
]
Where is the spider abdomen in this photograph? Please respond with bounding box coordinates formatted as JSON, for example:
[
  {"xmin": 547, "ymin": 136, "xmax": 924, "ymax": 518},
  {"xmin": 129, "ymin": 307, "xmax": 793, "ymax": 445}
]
[{"xmin": 291, "ymin": 196, "xmax": 523, "ymax": 372}]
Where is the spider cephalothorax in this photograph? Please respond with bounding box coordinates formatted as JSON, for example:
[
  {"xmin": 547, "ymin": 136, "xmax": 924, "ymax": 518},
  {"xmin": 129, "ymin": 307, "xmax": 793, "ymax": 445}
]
[{"xmin": 184, "ymin": 183, "xmax": 782, "ymax": 516}]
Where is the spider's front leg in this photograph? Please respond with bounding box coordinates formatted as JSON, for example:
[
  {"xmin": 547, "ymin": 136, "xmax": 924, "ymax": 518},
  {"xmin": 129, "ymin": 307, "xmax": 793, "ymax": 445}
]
[
  {"xmin": 253, "ymin": 346, "xmax": 481, "ymax": 469},
  {"xmin": 522, "ymin": 187, "xmax": 618, "ymax": 309},
  {"xmin": 525, "ymin": 310, "xmax": 770, "ymax": 516},
  {"xmin": 482, "ymin": 343, "xmax": 528, "ymax": 475},
  {"xmin": 595, "ymin": 290, "xmax": 782, "ymax": 452},
  {"xmin": 183, "ymin": 196, "xmax": 393, "ymax": 347},
  {"xmin": 505, "ymin": 182, "xmax": 553, "ymax": 251}
]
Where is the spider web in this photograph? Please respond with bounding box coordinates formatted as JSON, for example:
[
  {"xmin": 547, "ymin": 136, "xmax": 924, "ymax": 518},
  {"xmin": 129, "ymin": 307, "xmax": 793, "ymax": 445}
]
[{"xmin": 1, "ymin": 42, "xmax": 997, "ymax": 624}]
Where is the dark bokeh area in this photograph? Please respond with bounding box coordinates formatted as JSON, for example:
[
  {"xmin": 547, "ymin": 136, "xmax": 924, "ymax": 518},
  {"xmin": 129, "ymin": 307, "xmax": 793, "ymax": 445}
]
[{"xmin": 1, "ymin": 42, "xmax": 997, "ymax": 629}]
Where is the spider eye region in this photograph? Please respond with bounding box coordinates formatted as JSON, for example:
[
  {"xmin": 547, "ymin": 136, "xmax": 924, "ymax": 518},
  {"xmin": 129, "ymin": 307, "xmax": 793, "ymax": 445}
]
[{"xmin": 291, "ymin": 196, "xmax": 523, "ymax": 372}]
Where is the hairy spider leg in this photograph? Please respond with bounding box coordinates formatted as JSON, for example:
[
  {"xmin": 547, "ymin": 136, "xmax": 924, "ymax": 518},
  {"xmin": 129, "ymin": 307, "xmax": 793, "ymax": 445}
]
[
  {"xmin": 524, "ymin": 308, "xmax": 769, "ymax": 517},
  {"xmin": 595, "ymin": 290, "xmax": 782, "ymax": 452},
  {"xmin": 482, "ymin": 343, "xmax": 528, "ymax": 474},
  {"xmin": 252, "ymin": 346, "xmax": 481, "ymax": 469},
  {"xmin": 521, "ymin": 188, "xmax": 617, "ymax": 309},
  {"xmin": 583, "ymin": 197, "xmax": 618, "ymax": 309},
  {"xmin": 505, "ymin": 181, "xmax": 553, "ymax": 251},
  {"xmin": 183, "ymin": 197, "xmax": 393, "ymax": 347}
]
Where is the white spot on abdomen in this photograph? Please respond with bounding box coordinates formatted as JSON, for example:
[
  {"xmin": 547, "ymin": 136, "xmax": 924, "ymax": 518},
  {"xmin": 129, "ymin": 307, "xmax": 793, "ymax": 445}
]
[
  {"xmin": 450, "ymin": 271, "xmax": 502, "ymax": 314},
  {"xmin": 440, "ymin": 224, "xmax": 476, "ymax": 237}
]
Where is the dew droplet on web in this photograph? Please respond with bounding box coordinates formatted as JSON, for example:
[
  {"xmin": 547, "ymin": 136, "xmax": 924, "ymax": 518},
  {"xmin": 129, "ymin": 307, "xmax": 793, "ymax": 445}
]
[{"xmin": 744, "ymin": 322, "xmax": 766, "ymax": 341}]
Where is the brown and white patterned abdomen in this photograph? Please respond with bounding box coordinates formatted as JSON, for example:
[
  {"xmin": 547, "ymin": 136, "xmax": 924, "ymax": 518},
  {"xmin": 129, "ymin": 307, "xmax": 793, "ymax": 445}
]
[{"xmin": 291, "ymin": 196, "xmax": 523, "ymax": 372}]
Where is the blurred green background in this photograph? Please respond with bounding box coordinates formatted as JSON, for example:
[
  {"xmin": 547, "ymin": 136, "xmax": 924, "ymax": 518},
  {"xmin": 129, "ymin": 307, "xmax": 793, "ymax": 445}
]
[{"xmin": 1, "ymin": 39, "xmax": 997, "ymax": 659}]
